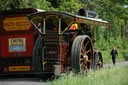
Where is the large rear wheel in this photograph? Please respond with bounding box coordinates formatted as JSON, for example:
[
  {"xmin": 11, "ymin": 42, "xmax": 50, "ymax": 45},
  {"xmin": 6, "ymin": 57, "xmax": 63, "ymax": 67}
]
[
  {"xmin": 71, "ymin": 35, "xmax": 93, "ymax": 73},
  {"xmin": 33, "ymin": 35, "xmax": 44, "ymax": 72}
]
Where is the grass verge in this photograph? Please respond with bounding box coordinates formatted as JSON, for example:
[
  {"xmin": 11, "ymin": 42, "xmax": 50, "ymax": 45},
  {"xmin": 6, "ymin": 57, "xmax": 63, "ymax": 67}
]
[{"xmin": 48, "ymin": 66, "xmax": 128, "ymax": 85}]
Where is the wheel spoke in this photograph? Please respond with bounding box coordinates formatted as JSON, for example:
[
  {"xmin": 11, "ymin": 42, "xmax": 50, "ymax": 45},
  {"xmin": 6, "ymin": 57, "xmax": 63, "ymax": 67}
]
[
  {"xmin": 84, "ymin": 41, "xmax": 89, "ymax": 50},
  {"xmin": 80, "ymin": 58, "xmax": 83, "ymax": 61},
  {"xmin": 86, "ymin": 49, "xmax": 91, "ymax": 54},
  {"xmin": 87, "ymin": 60, "xmax": 91, "ymax": 62},
  {"xmin": 99, "ymin": 61, "xmax": 103, "ymax": 67},
  {"xmin": 80, "ymin": 63, "xmax": 83, "ymax": 67},
  {"xmin": 81, "ymin": 44, "xmax": 85, "ymax": 51},
  {"xmin": 80, "ymin": 53, "xmax": 84, "ymax": 56},
  {"xmin": 81, "ymin": 41, "xmax": 89, "ymax": 51},
  {"xmin": 80, "ymin": 62, "xmax": 88, "ymax": 74}
]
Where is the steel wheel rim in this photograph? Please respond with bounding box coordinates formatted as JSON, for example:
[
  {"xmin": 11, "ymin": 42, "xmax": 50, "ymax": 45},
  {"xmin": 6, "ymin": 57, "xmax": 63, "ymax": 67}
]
[
  {"xmin": 80, "ymin": 38, "xmax": 93, "ymax": 73},
  {"xmin": 71, "ymin": 35, "xmax": 93, "ymax": 73}
]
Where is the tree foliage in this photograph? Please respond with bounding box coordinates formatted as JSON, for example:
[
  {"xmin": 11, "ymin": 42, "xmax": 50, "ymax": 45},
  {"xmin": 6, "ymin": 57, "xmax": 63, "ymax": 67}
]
[{"xmin": 0, "ymin": 0, "xmax": 128, "ymax": 49}]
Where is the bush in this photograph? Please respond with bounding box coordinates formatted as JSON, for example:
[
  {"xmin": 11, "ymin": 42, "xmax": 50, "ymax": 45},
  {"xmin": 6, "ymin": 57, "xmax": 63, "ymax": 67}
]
[{"xmin": 94, "ymin": 27, "xmax": 128, "ymax": 62}]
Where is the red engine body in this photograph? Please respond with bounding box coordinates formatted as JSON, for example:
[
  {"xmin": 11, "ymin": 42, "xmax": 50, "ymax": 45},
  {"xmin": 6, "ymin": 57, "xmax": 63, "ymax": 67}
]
[
  {"xmin": 0, "ymin": 8, "xmax": 40, "ymax": 73},
  {"xmin": 1, "ymin": 34, "xmax": 34, "ymax": 58}
]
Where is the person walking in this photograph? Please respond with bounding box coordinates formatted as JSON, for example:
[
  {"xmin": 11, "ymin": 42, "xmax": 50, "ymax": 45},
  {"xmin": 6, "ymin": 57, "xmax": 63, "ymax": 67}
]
[{"xmin": 110, "ymin": 47, "xmax": 118, "ymax": 65}]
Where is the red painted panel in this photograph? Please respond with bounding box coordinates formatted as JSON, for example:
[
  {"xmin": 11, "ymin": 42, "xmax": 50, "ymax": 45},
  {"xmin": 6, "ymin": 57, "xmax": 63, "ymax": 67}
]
[{"xmin": 0, "ymin": 34, "xmax": 34, "ymax": 58}]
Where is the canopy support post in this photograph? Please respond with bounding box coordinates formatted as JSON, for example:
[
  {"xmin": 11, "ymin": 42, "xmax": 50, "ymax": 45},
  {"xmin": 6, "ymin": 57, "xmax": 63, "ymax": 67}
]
[
  {"xmin": 59, "ymin": 19, "xmax": 61, "ymax": 34},
  {"xmin": 43, "ymin": 18, "xmax": 46, "ymax": 34}
]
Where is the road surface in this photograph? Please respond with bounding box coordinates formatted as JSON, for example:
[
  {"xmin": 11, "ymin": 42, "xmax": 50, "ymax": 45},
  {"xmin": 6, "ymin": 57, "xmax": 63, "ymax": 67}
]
[
  {"xmin": 0, "ymin": 76, "xmax": 47, "ymax": 85},
  {"xmin": 0, "ymin": 61, "xmax": 128, "ymax": 85},
  {"xmin": 103, "ymin": 61, "xmax": 128, "ymax": 68}
]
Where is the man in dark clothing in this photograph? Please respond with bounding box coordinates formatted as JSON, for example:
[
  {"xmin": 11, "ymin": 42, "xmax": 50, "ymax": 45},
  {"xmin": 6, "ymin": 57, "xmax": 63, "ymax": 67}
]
[{"xmin": 110, "ymin": 47, "xmax": 118, "ymax": 65}]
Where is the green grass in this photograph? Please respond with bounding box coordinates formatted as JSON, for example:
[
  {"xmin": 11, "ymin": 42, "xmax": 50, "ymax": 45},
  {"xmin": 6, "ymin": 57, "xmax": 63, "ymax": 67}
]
[{"xmin": 48, "ymin": 66, "xmax": 128, "ymax": 85}]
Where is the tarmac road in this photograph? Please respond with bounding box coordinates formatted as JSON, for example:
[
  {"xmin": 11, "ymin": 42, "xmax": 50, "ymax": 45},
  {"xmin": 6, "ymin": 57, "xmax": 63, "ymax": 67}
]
[
  {"xmin": 103, "ymin": 61, "xmax": 128, "ymax": 67},
  {"xmin": 0, "ymin": 76, "xmax": 47, "ymax": 85},
  {"xmin": 0, "ymin": 61, "xmax": 128, "ymax": 85}
]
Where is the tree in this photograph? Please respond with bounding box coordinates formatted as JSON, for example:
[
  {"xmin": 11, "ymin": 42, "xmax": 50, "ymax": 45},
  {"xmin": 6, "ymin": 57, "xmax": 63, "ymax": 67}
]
[
  {"xmin": 0, "ymin": 0, "xmax": 128, "ymax": 49},
  {"xmin": 0, "ymin": 0, "xmax": 54, "ymax": 10},
  {"xmin": 0, "ymin": 0, "xmax": 29, "ymax": 10},
  {"xmin": 58, "ymin": 0, "xmax": 82, "ymax": 14}
]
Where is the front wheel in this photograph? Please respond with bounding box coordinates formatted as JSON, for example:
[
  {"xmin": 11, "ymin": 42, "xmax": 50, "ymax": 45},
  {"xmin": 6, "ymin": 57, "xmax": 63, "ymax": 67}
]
[
  {"xmin": 71, "ymin": 35, "xmax": 94, "ymax": 73},
  {"xmin": 94, "ymin": 50, "xmax": 103, "ymax": 70}
]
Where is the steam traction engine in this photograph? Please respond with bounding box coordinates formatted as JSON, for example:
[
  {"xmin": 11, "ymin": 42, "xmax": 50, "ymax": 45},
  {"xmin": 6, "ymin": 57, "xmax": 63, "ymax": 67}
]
[{"xmin": 27, "ymin": 9, "xmax": 108, "ymax": 75}]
